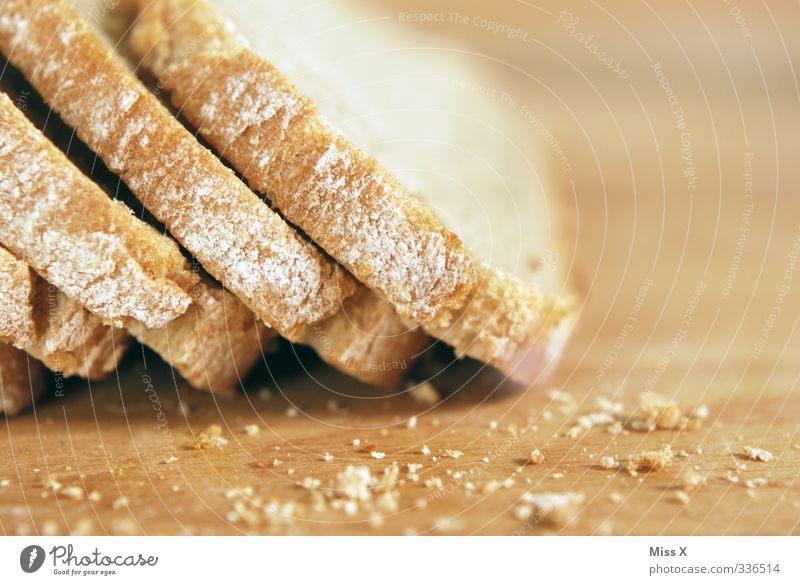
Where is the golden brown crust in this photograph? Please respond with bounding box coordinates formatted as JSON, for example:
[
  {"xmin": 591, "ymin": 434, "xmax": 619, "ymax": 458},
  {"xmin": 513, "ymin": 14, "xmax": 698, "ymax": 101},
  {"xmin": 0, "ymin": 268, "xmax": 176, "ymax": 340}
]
[
  {"xmin": 130, "ymin": 279, "xmax": 278, "ymax": 394},
  {"xmin": 0, "ymin": 341, "xmax": 43, "ymax": 415},
  {"xmin": 0, "ymin": 0, "xmax": 355, "ymax": 338},
  {"xmin": 129, "ymin": 0, "xmax": 472, "ymax": 323},
  {"xmin": 304, "ymin": 287, "xmax": 429, "ymax": 388},
  {"xmin": 0, "ymin": 246, "xmax": 131, "ymax": 380},
  {"xmin": 423, "ymin": 262, "xmax": 574, "ymax": 384},
  {"xmin": 0, "ymin": 92, "xmax": 196, "ymax": 329}
]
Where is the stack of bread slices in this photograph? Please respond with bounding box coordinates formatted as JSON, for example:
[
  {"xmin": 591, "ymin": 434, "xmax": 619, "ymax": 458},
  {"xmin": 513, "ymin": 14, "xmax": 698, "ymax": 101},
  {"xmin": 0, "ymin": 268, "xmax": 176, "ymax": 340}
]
[{"xmin": 0, "ymin": 0, "xmax": 574, "ymax": 415}]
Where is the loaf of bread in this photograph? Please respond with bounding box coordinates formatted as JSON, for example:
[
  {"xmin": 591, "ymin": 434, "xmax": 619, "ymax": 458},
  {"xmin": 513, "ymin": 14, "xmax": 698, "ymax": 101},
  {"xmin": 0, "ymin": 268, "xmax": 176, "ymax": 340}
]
[
  {"xmin": 0, "ymin": 246, "xmax": 131, "ymax": 379},
  {"xmin": 0, "ymin": 341, "xmax": 44, "ymax": 415},
  {"xmin": 0, "ymin": 0, "xmax": 355, "ymax": 341},
  {"xmin": 0, "ymin": 92, "xmax": 197, "ymax": 330},
  {"xmin": 128, "ymin": 0, "xmax": 472, "ymax": 324},
  {"xmin": 126, "ymin": 0, "xmax": 575, "ymax": 383}
]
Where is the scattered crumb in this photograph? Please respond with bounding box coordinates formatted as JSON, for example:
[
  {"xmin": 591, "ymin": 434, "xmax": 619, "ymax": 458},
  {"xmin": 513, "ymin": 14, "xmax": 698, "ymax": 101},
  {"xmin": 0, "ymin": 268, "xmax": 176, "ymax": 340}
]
[
  {"xmin": 352, "ymin": 439, "xmax": 361, "ymax": 447},
  {"xmin": 639, "ymin": 392, "xmax": 683, "ymax": 430},
  {"xmin": 0, "ymin": 479, "xmax": 10, "ymax": 487},
  {"xmin": 628, "ymin": 444, "xmax": 674, "ymax": 473},
  {"xmin": 61, "ymin": 486, "xmax": 84, "ymax": 501},
  {"xmin": 194, "ymin": 424, "xmax": 228, "ymax": 449},
  {"xmin": 599, "ymin": 456, "xmax": 618, "ymax": 469},
  {"xmin": 322, "ymin": 452, "xmax": 335, "ymax": 463},
  {"xmin": 88, "ymin": 491, "xmax": 102, "ymax": 502},
  {"xmin": 112, "ymin": 496, "xmax": 130, "ymax": 510},
  {"xmin": 407, "ymin": 416, "xmax": 418, "ymax": 429},
  {"xmin": 442, "ymin": 449, "xmax": 463, "ymax": 459},
  {"xmin": 517, "ymin": 492, "xmax": 585, "ymax": 527},
  {"xmin": 489, "ymin": 420, "xmax": 498, "ymax": 430},
  {"xmin": 743, "ymin": 446, "xmax": 774, "ymax": 462},
  {"xmin": 609, "ymin": 492, "xmax": 625, "ymax": 504},
  {"xmin": 370, "ymin": 451, "xmax": 386, "ymax": 460},
  {"xmin": 244, "ymin": 424, "xmax": 260, "ymax": 436},
  {"xmin": 421, "ymin": 445, "xmax": 431, "ymax": 456},
  {"xmin": 163, "ymin": 454, "xmax": 179, "ymax": 464},
  {"xmin": 672, "ymin": 490, "xmax": 690, "ymax": 505},
  {"xmin": 409, "ymin": 382, "xmax": 440, "ymax": 405},
  {"xmin": 676, "ymin": 471, "xmax": 705, "ymax": 491},
  {"xmin": 272, "ymin": 459, "xmax": 283, "ymax": 467},
  {"xmin": 528, "ymin": 449, "xmax": 545, "ymax": 465}
]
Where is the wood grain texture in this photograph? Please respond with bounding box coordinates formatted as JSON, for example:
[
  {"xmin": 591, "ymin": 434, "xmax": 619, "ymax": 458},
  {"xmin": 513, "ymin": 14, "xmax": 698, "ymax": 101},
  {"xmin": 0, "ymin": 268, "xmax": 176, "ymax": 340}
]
[{"xmin": 1, "ymin": 0, "xmax": 799, "ymax": 535}]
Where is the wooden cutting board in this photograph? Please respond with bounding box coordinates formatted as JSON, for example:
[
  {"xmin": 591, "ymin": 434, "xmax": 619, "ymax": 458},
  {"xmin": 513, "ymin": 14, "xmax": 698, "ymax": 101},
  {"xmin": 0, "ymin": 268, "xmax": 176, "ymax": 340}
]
[{"xmin": 1, "ymin": 0, "xmax": 798, "ymax": 535}]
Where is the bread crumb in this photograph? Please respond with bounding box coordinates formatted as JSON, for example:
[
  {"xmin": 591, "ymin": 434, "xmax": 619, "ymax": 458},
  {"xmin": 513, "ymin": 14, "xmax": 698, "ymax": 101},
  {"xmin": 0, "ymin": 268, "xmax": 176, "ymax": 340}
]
[
  {"xmin": 194, "ymin": 424, "xmax": 228, "ymax": 449},
  {"xmin": 599, "ymin": 456, "xmax": 618, "ymax": 469},
  {"xmin": 672, "ymin": 490, "xmax": 690, "ymax": 505},
  {"xmin": 88, "ymin": 490, "xmax": 102, "ymax": 502},
  {"xmin": 0, "ymin": 479, "xmax": 10, "ymax": 487},
  {"xmin": 406, "ymin": 416, "xmax": 417, "ymax": 429},
  {"xmin": 609, "ymin": 492, "xmax": 625, "ymax": 504},
  {"xmin": 112, "ymin": 496, "xmax": 129, "ymax": 509},
  {"xmin": 628, "ymin": 444, "xmax": 674, "ymax": 473},
  {"xmin": 370, "ymin": 451, "xmax": 386, "ymax": 460},
  {"xmin": 352, "ymin": 438, "xmax": 361, "ymax": 447},
  {"xmin": 409, "ymin": 382, "xmax": 440, "ymax": 405},
  {"xmin": 244, "ymin": 424, "xmax": 260, "ymax": 436},
  {"xmin": 518, "ymin": 492, "xmax": 585, "ymax": 527},
  {"xmin": 442, "ymin": 449, "xmax": 463, "ymax": 459},
  {"xmin": 272, "ymin": 458, "xmax": 283, "ymax": 467},
  {"xmin": 743, "ymin": 446, "xmax": 774, "ymax": 462},
  {"xmin": 639, "ymin": 392, "xmax": 683, "ymax": 430},
  {"xmin": 676, "ymin": 470, "xmax": 704, "ymax": 491},
  {"xmin": 529, "ymin": 449, "xmax": 545, "ymax": 465},
  {"xmin": 61, "ymin": 486, "xmax": 84, "ymax": 501},
  {"xmin": 163, "ymin": 454, "xmax": 179, "ymax": 464},
  {"xmin": 421, "ymin": 445, "xmax": 431, "ymax": 455},
  {"xmin": 322, "ymin": 452, "xmax": 334, "ymax": 462}
]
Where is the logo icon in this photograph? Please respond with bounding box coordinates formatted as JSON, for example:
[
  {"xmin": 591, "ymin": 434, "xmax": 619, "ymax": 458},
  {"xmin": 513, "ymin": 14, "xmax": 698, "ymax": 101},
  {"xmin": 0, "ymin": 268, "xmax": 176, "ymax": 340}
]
[{"xmin": 20, "ymin": 545, "xmax": 45, "ymax": 573}]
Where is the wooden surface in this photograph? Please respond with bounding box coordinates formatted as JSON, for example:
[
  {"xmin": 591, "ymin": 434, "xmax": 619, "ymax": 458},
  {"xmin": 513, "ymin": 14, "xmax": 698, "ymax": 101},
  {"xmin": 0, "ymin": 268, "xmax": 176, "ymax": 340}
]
[{"xmin": 1, "ymin": 0, "xmax": 799, "ymax": 535}]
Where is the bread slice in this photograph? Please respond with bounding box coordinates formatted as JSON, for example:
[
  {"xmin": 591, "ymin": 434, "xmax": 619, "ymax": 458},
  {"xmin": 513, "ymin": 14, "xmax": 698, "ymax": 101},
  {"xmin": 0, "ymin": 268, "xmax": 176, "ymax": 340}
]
[
  {"xmin": 0, "ymin": 341, "xmax": 44, "ymax": 415},
  {"xmin": 127, "ymin": 0, "xmax": 473, "ymax": 324},
  {"xmin": 304, "ymin": 287, "xmax": 428, "ymax": 387},
  {"xmin": 0, "ymin": 91, "xmax": 196, "ymax": 330},
  {"xmin": 126, "ymin": 0, "xmax": 574, "ymax": 383},
  {"xmin": 130, "ymin": 278, "xmax": 277, "ymax": 394},
  {"xmin": 0, "ymin": 0, "xmax": 355, "ymax": 341},
  {"xmin": 0, "ymin": 245, "xmax": 131, "ymax": 379}
]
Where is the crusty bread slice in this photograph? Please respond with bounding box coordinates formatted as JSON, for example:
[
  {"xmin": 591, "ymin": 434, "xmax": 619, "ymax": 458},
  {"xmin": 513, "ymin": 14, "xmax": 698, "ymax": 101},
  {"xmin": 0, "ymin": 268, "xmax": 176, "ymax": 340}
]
[
  {"xmin": 0, "ymin": 91, "xmax": 196, "ymax": 330},
  {"xmin": 0, "ymin": 0, "xmax": 354, "ymax": 341},
  {"xmin": 0, "ymin": 341, "xmax": 44, "ymax": 415},
  {"xmin": 0, "ymin": 246, "xmax": 131, "ymax": 379},
  {"xmin": 304, "ymin": 287, "xmax": 428, "ymax": 387},
  {"xmin": 126, "ymin": 0, "xmax": 574, "ymax": 383},
  {"xmin": 130, "ymin": 278, "xmax": 277, "ymax": 394},
  {"xmin": 128, "ymin": 0, "xmax": 472, "ymax": 324}
]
